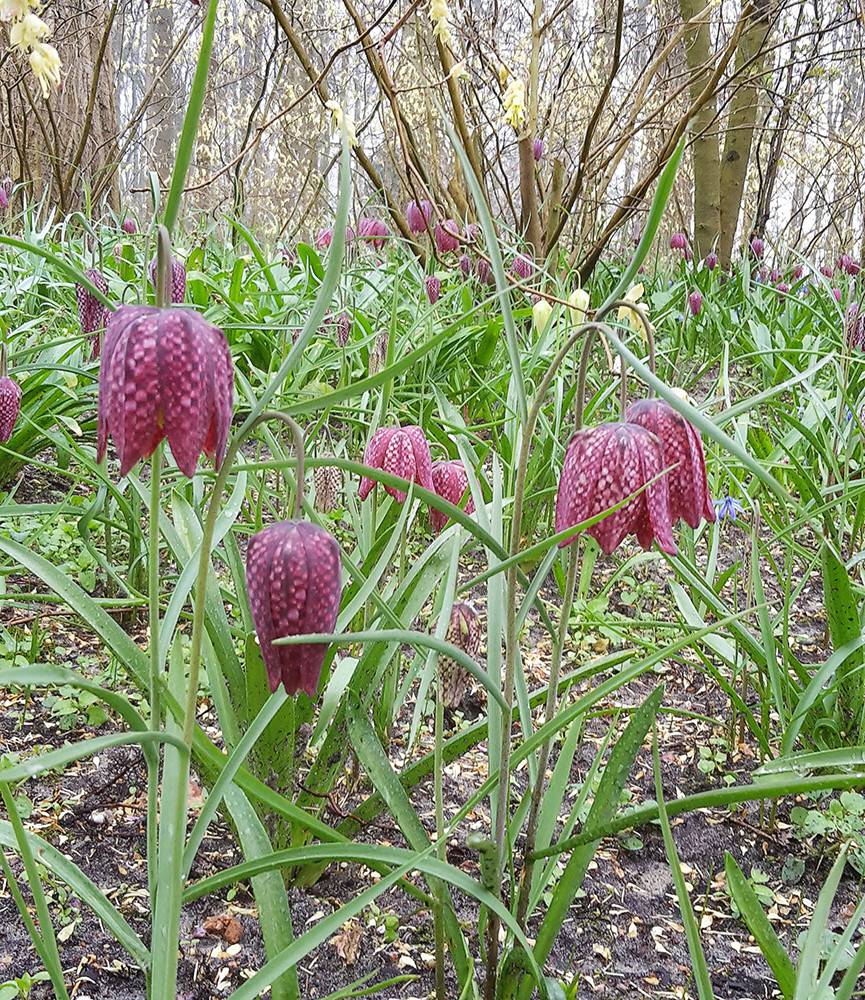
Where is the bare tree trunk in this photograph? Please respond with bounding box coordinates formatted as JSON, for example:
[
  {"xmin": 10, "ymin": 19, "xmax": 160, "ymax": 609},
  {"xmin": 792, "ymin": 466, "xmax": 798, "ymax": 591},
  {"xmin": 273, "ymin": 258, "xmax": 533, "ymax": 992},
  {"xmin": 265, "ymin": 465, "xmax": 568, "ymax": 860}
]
[
  {"xmin": 679, "ymin": 0, "xmax": 721, "ymax": 256},
  {"xmin": 718, "ymin": 0, "xmax": 772, "ymax": 267}
]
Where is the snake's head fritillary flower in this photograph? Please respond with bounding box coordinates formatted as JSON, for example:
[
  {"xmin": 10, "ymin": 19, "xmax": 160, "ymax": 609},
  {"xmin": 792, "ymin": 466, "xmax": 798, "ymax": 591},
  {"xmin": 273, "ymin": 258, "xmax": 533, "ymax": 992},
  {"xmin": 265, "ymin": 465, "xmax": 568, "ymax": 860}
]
[
  {"xmin": 750, "ymin": 237, "xmax": 765, "ymax": 259},
  {"xmin": 0, "ymin": 376, "xmax": 22, "ymax": 443},
  {"xmin": 568, "ymin": 288, "xmax": 590, "ymax": 325},
  {"xmin": 1, "ymin": 177, "xmax": 12, "ymax": 199},
  {"xmin": 121, "ymin": 218, "xmax": 137, "ymax": 235},
  {"xmin": 439, "ymin": 602, "xmax": 481, "ymax": 708},
  {"xmin": 475, "ymin": 258, "xmax": 494, "ymax": 285},
  {"xmin": 425, "ymin": 275, "xmax": 441, "ymax": 304},
  {"xmin": 314, "ymin": 464, "xmax": 343, "ymax": 513},
  {"xmin": 776, "ymin": 282, "xmax": 790, "ymax": 294},
  {"xmin": 669, "ymin": 232, "xmax": 687, "ymax": 252},
  {"xmin": 820, "ymin": 265, "xmax": 834, "ymax": 278},
  {"xmin": 756, "ymin": 267, "xmax": 768, "ymax": 283},
  {"xmin": 406, "ymin": 199, "xmax": 433, "ymax": 235},
  {"xmin": 76, "ymin": 268, "xmax": 110, "ymax": 353},
  {"xmin": 512, "ymin": 254, "xmax": 533, "ymax": 280},
  {"xmin": 434, "ymin": 220, "xmax": 460, "ymax": 254},
  {"xmin": 148, "ymin": 256, "xmax": 186, "ymax": 304},
  {"xmin": 358, "ymin": 217, "xmax": 389, "ymax": 251},
  {"xmin": 704, "ymin": 252, "xmax": 718, "ymax": 271},
  {"xmin": 833, "ymin": 287, "xmax": 842, "ymax": 302},
  {"xmin": 839, "ymin": 254, "xmax": 861, "ymax": 276},
  {"xmin": 532, "ymin": 298, "xmax": 553, "ymax": 334},
  {"xmin": 555, "ymin": 422, "xmax": 676, "ymax": 555},
  {"xmin": 791, "ymin": 264, "xmax": 804, "ymax": 280},
  {"xmin": 359, "ymin": 425, "xmax": 433, "ymax": 502},
  {"xmin": 464, "ymin": 223, "xmax": 481, "ymax": 244},
  {"xmin": 770, "ymin": 268, "xmax": 781, "ymax": 284},
  {"xmin": 430, "ymin": 459, "xmax": 475, "ymax": 533},
  {"xmin": 97, "ymin": 305, "xmax": 233, "ymax": 478},
  {"xmin": 532, "ymin": 138, "xmax": 543, "ymax": 162},
  {"xmin": 688, "ymin": 290, "xmax": 702, "ymax": 316},
  {"xmin": 368, "ymin": 329, "xmax": 389, "ymax": 376},
  {"xmin": 625, "ymin": 398, "xmax": 715, "ymax": 530},
  {"xmin": 0, "ymin": 188, "xmax": 7, "ymax": 211},
  {"xmin": 459, "ymin": 254, "xmax": 472, "ymax": 278},
  {"xmin": 315, "ymin": 228, "xmax": 333, "ymax": 250},
  {"xmin": 846, "ymin": 303, "xmax": 864, "ymax": 351},
  {"xmin": 328, "ymin": 312, "xmax": 351, "ymax": 347},
  {"xmin": 246, "ymin": 520, "xmax": 342, "ymax": 697}
]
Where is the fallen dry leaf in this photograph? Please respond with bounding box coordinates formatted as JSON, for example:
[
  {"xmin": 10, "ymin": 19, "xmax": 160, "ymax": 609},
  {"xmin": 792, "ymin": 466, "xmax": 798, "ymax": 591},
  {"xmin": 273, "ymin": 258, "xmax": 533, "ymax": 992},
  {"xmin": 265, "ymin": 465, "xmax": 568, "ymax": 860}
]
[
  {"xmin": 330, "ymin": 919, "xmax": 363, "ymax": 965},
  {"xmin": 203, "ymin": 914, "xmax": 243, "ymax": 944}
]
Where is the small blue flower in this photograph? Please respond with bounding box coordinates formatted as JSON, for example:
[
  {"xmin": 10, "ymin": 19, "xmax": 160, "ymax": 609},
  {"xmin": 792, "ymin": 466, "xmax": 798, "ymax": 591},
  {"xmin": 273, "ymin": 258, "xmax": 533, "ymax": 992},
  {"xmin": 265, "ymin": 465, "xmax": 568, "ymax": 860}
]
[
  {"xmin": 713, "ymin": 496, "xmax": 744, "ymax": 522},
  {"xmin": 845, "ymin": 407, "xmax": 853, "ymax": 423}
]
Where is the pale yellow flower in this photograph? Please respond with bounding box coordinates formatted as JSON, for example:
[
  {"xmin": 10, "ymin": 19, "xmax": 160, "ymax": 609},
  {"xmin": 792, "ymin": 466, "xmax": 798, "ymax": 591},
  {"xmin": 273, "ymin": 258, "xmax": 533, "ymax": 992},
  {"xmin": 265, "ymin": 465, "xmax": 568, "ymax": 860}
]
[
  {"xmin": 449, "ymin": 60, "xmax": 467, "ymax": 81},
  {"xmin": 429, "ymin": 0, "xmax": 453, "ymax": 47},
  {"xmin": 498, "ymin": 63, "xmax": 510, "ymax": 88},
  {"xmin": 568, "ymin": 288, "xmax": 590, "ymax": 325},
  {"xmin": 28, "ymin": 40, "xmax": 61, "ymax": 97},
  {"xmin": 10, "ymin": 12, "xmax": 49, "ymax": 49},
  {"xmin": 502, "ymin": 78, "xmax": 526, "ymax": 130},
  {"xmin": 532, "ymin": 298, "xmax": 552, "ymax": 334},
  {"xmin": 325, "ymin": 100, "xmax": 357, "ymax": 148},
  {"xmin": 617, "ymin": 283, "xmax": 648, "ymax": 341},
  {"xmin": 0, "ymin": 0, "xmax": 31, "ymax": 22}
]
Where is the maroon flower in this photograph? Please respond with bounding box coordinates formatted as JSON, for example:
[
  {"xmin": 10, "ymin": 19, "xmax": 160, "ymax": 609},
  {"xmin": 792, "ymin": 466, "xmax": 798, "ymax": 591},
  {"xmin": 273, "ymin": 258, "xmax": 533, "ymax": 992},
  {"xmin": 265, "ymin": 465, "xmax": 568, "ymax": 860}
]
[
  {"xmin": 425, "ymin": 275, "xmax": 441, "ymax": 304},
  {"xmin": 704, "ymin": 252, "xmax": 718, "ymax": 271},
  {"xmin": 327, "ymin": 312, "xmax": 351, "ymax": 347},
  {"xmin": 846, "ymin": 303, "xmax": 865, "ymax": 351},
  {"xmin": 439, "ymin": 602, "xmax": 481, "ymax": 708},
  {"xmin": 246, "ymin": 520, "xmax": 342, "ymax": 697},
  {"xmin": 359, "ymin": 425, "xmax": 433, "ymax": 503},
  {"xmin": 97, "ymin": 305, "xmax": 233, "ymax": 478},
  {"xmin": 459, "ymin": 254, "xmax": 472, "ymax": 278},
  {"xmin": 770, "ymin": 268, "xmax": 782, "ymax": 284},
  {"xmin": 464, "ymin": 223, "xmax": 481, "ymax": 243},
  {"xmin": 122, "ymin": 218, "xmax": 137, "ymax": 235},
  {"xmin": 532, "ymin": 138, "xmax": 544, "ymax": 162},
  {"xmin": 776, "ymin": 282, "xmax": 790, "ymax": 294},
  {"xmin": 314, "ymin": 464, "xmax": 343, "ymax": 513},
  {"xmin": 688, "ymin": 290, "xmax": 702, "ymax": 316},
  {"xmin": 833, "ymin": 287, "xmax": 843, "ymax": 302},
  {"xmin": 434, "ymin": 220, "xmax": 460, "ymax": 254},
  {"xmin": 315, "ymin": 228, "xmax": 333, "ymax": 249},
  {"xmin": 0, "ymin": 376, "xmax": 22, "ymax": 443},
  {"xmin": 76, "ymin": 269, "xmax": 110, "ymax": 357},
  {"xmin": 669, "ymin": 233, "xmax": 687, "ymax": 252},
  {"xmin": 0, "ymin": 188, "xmax": 8, "ymax": 211},
  {"xmin": 555, "ymin": 422, "xmax": 676, "ymax": 555},
  {"xmin": 838, "ymin": 254, "xmax": 861, "ymax": 276},
  {"xmin": 406, "ymin": 200, "xmax": 433, "ymax": 235},
  {"xmin": 625, "ymin": 399, "xmax": 715, "ymax": 530},
  {"xmin": 791, "ymin": 264, "xmax": 804, "ymax": 280},
  {"xmin": 750, "ymin": 237, "xmax": 765, "ymax": 259},
  {"xmin": 512, "ymin": 254, "xmax": 533, "ymax": 280},
  {"xmin": 430, "ymin": 459, "xmax": 475, "ymax": 532},
  {"xmin": 358, "ymin": 217, "xmax": 389, "ymax": 251},
  {"xmin": 475, "ymin": 258, "xmax": 494, "ymax": 285},
  {"xmin": 148, "ymin": 257, "xmax": 186, "ymax": 304},
  {"xmin": 820, "ymin": 264, "xmax": 834, "ymax": 278}
]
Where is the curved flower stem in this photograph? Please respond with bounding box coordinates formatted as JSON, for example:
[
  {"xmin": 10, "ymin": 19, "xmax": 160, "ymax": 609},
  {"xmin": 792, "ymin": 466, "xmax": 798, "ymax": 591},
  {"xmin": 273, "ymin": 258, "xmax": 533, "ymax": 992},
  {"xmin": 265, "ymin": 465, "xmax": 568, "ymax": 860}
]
[
  {"xmin": 146, "ymin": 441, "xmax": 162, "ymax": 908},
  {"xmin": 155, "ymin": 225, "xmax": 172, "ymax": 308}
]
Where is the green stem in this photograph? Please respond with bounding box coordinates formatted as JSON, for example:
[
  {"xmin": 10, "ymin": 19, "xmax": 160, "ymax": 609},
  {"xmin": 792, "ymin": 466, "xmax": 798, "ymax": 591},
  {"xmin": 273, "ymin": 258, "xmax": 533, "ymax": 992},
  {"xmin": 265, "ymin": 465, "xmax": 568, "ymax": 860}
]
[
  {"xmin": 434, "ymin": 608, "xmax": 446, "ymax": 1000},
  {"xmin": 146, "ymin": 443, "xmax": 162, "ymax": 907}
]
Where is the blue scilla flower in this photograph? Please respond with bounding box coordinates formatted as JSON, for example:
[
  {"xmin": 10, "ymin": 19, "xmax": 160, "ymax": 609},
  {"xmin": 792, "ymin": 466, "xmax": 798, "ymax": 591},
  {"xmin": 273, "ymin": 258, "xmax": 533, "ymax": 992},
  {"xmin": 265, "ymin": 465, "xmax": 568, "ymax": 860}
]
[{"xmin": 713, "ymin": 496, "xmax": 744, "ymax": 522}]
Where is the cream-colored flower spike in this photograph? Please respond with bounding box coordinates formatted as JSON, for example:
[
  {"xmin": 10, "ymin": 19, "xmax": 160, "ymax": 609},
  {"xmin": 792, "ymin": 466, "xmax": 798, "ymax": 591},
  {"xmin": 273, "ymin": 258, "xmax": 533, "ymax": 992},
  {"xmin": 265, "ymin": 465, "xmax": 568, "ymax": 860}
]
[
  {"xmin": 429, "ymin": 0, "xmax": 453, "ymax": 47},
  {"xmin": 5, "ymin": 6, "xmax": 61, "ymax": 98},
  {"xmin": 502, "ymin": 78, "xmax": 526, "ymax": 130},
  {"xmin": 325, "ymin": 100, "xmax": 357, "ymax": 148}
]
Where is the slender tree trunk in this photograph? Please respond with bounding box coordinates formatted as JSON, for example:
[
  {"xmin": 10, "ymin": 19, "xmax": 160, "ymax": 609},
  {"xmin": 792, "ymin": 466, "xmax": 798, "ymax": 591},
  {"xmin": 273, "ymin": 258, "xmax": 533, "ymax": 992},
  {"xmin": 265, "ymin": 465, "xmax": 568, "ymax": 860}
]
[
  {"xmin": 718, "ymin": 0, "xmax": 772, "ymax": 267},
  {"xmin": 679, "ymin": 0, "xmax": 721, "ymax": 256}
]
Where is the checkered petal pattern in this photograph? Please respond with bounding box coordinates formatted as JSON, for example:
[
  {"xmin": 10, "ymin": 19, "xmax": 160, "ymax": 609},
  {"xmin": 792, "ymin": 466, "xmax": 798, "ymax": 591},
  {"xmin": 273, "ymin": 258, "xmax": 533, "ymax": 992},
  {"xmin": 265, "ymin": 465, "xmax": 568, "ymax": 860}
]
[
  {"xmin": 246, "ymin": 520, "xmax": 342, "ymax": 697},
  {"xmin": 430, "ymin": 460, "xmax": 474, "ymax": 533},
  {"xmin": 439, "ymin": 602, "xmax": 481, "ymax": 709},
  {"xmin": 76, "ymin": 269, "xmax": 111, "ymax": 357},
  {"xmin": 0, "ymin": 376, "xmax": 22, "ymax": 443},
  {"xmin": 358, "ymin": 425, "xmax": 433, "ymax": 503},
  {"xmin": 148, "ymin": 257, "xmax": 187, "ymax": 304}
]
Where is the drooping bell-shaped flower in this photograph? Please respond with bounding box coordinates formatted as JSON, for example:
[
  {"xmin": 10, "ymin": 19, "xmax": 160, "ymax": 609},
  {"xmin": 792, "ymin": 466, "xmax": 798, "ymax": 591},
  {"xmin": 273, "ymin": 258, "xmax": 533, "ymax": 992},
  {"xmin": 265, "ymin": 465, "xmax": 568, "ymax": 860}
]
[
  {"xmin": 430, "ymin": 459, "xmax": 475, "ymax": 532},
  {"xmin": 97, "ymin": 305, "xmax": 233, "ymax": 478},
  {"xmin": 791, "ymin": 264, "xmax": 804, "ymax": 280},
  {"xmin": 838, "ymin": 254, "xmax": 861, "ymax": 276},
  {"xmin": 625, "ymin": 398, "xmax": 715, "ymax": 530},
  {"xmin": 148, "ymin": 256, "xmax": 186, "ymax": 304},
  {"xmin": 439, "ymin": 602, "xmax": 481, "ymax": 708},
  {"xmin": 569, "ymin": 288, "xmax": 589, "ymax": 325},
  {"xmin": 688, "ymin": 290, "xmax": 702, "ymax": 316},
  {"xmin": 512, "ymin": 254, "xmax": 533, "ymax": 279},
  {"xmin": 0, "ymin": 376, "xmax": 22, "ymax": 442},
  {"xmin": 533, "ymin": 298, "xmax": 553, "ymax": 333},
  {"xmin": 0, "ymin": 188, "xmax": 8, "ymax": 211},
  {"xmin": 475, "ymin": 258, "xmax": 494, "ymax": 285},
  {"xmin": 434, "ymin": 220, "xmax": 460, "ymax": 254},
  {"xmin": 669, "ymin": 232, "xmax": 687, "ymax": 252},
  {"xmin": 770, "ymin": 268, "xmax": 782, "ymax": 284},
  {"xmin": 464, "ymin": 223, "xmax": 481, "ymax": 243},
  {"xmin": 750, "ymin": 236, "xmax": 765, "ymax": 259},
  {"xmin": 846, "ymin": 303, "xmax": 864, "ymax": 351},
  {"xmin": 820, "ymin": 264, "xmax": 834, "ymax": 278},
  {"xmin": 704, "ymin": 252, "xmax": 718, "ymax": 271},
  {"xmin": 76, "ymin": 269, "xmax": 110, "ymax": 357},
  {"xmin": 459, "ymin": 254, "xmax": 472, "ymax": 278},
  {"xmin": 0, "ymin": 177, "xmax": 12, "ymax": 199},
  {"xmin": 359, "ymin": 424, "xmax": 433, "ymax": 502},
  {"xmin": 833, "ymin": 288, "xmax": 842, "ymax": 302},
  {"xmin": 425, "ymin": 275, "xmax": 441, "ymax": 304},
  {"xmin": 555, "ymin": 422, "xmax": 676, "ymax": 555},
  {"xmin": 358, "ymin": 217, "xmax": 389, "ymax": 251},
  {"xmin": 368, "ymin": 329, "xmax": 389, "ymax": 376},
  {"xmin": 327, "ymin": 312, "xmax": 351, "ymax": 347},
  {"xmin": 532, "ymin": 138, "xmax": 544, "ymax": 162},
  {"xmin": 314, "ymin": 463, "xmax": 343, "ymax": 513},
  {"xmin": 121, "ymin": 217, "xmax": 137, "ymax": 235},
  {"xmin": 776, "ymin": 282, "xmax": 790, "ymax": 294},
  {"xmin": 315, "ymin": 227, "xmax": 333, "ymax": 250},
  {"xmin": 406, "ymin": 199, "xmax": 433, "ymax": 235},
  {"xmin": 246, "ymin": 520, "xmax": 342, "ymax": 696}
]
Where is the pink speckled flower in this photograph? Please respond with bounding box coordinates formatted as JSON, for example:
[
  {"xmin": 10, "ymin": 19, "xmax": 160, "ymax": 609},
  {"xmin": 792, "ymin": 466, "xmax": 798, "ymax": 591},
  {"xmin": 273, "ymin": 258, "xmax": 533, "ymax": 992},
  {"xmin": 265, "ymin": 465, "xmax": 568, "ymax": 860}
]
[
  {"xmin": 820, "ymin": 265, "xmax": 834, "ymax": 278},
  {"xmin": 430, "ymin": 459, "xmax": 475, "ymax": 533},
  {"xmin": 791, "ymin": 264, "xmax": 804, "ymax": 280},
  {"xmin": 406, "ymin": 200, "xmax": 433, "ymax": 235},
  {"xmin": 833, "ymin": 287, "xmax": 843, "ymax": 302},
  {"xmin": 425, "ymin": 275, "xmax": 441, "ymax": 304},
  {"xmin": 846, "ymin": 303, "xmax": 865, "ymax": 351},
  {"xmin": 358, "ymin": 217, "xmax": 389, "ymax": 251},
  {"xmin": 459, "ymin": 254, "xmax": 472, "ymax": 278},
  {"xmin": 838, "ymin": 254, "xmax": 861, "ymax": 276},
  {"xmin": 704, "ymin": 252, "xmax": 718, "ymax": 271},
  {"xmin": 475, "ymin": 258, "xmax": 494, "ymax": 285},
  {"xmin": 434, "ymin": 220, "xmax": 460, "ymax": 254},
  {"xmin": 0, "ymin": 188, "xmax": 8, "ymax": 211},
  {"xmin": 669, "ymin": 233, "xmax": 687, "ymax": 252},
  {"xmin": 440, "ymin": 602, "xmax": 481, "ymax": 708},
  {"xmin": 770, "ymin": 268, "xmax": 782, "ymax": 284},
  {"xmin": 315, "ymin": 228, "xmax": 333, "ymax": 249},
  {"xmin": 122, "ymin": 218, "xmax": 137, "ymax": 235},
  {"xmin": 359, "ymin": 425, "xmax": 433, "ymax": 503},
  {"xmin": 464, "ymin": 223, "xmax": 481, "ymax": 243},
  {"xmin": 97, "ymin": 305, "xmax": 233, "ymax": 478},
  {"xmin": 555, "ymin": 422, "xmax": 676, "ymax": 555},
  {"xmin": 0, "ymin": 376, "xmax": 22, "ymax": 442},
  {"xmin": 76, "ymin": 269, "xmax": 110, "ymax": 357},
  {"xmin": 512, "ymin": 254, "xmax": 533, "ymax": 280},
  {"xmin": 532, "ymin": 138, "xmax": 543, "ymax": 162},
  {"xmin": 327, "ymin": 312, "xmax": 351, "ymax": 347},
  {"xmin": 625, "ymin": 399, "xmax": 715, "ymax": 530},
  {"xmin": 148, "ymin": 256, "xmax": 186, "ymax": 305},
  {"xmin": 750, "ymin": 237, "xmax": 765, "ymax": 259},
  {"xmin": 246, "ymin": 520, "xmax": 342, "ymax": 696},
  {"xmin": 776, "ymin": 282, "xmax": 790, "ymax": 294},
  {"xmin": 688, "ymin": 290, "xmax": 702, "ymax": 316}
]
